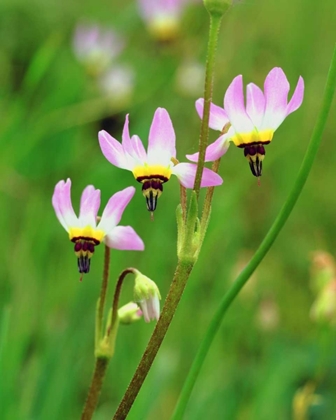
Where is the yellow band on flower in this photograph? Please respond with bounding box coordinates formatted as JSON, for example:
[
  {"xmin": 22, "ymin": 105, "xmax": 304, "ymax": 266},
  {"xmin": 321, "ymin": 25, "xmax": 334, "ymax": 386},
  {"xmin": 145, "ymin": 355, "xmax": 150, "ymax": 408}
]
[
  {"xmin": 231, "ymin": 129, "xmax": 274, "ymax": 147},
  {"xmin": 69, "ymin": 225, "xmax": 105, "ymax": 243},
  {"xmin": 132, "ymin": 164, "xmax": 172, "ymax": 182}
]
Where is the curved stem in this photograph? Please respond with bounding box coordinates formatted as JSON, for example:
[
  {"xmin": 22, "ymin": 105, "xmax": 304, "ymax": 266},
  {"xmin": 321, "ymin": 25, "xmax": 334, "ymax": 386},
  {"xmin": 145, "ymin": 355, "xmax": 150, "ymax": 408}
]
[
  {"xmin": 172, "ymin": 43, "xmax": 336, "ymax": 420},
  {"xmin": 113, "ymin": 259, "xmax": 194, "ymax": 419},
  {"xmin": 109, "ymin": 268, "xmax": 136, "ymax": 336},
  {"xmin": 193, "ymin": 14, "xmax": 223, "ymax": 197}
]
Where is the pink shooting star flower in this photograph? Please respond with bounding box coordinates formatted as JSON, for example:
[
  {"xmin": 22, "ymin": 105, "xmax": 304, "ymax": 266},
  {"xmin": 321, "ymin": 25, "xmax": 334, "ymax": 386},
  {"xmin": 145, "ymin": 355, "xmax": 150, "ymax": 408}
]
[
  {"xmin": 187, "ymin": 67, "xmax": 304, "ymax": 178},
  {"xmin": 52, "ymin": 180, "xmax": 144, "ymax": 275},
  {"xmin": 98, "ymin": 107, "xmax": 223, "ymax": 212},
  {"xmin": 73, "ymin": 23, "xmax": 125, "ymax": 75},
  {"xmin": 137, "ymin": 0, "xmax": 189, "ymax": 41}
]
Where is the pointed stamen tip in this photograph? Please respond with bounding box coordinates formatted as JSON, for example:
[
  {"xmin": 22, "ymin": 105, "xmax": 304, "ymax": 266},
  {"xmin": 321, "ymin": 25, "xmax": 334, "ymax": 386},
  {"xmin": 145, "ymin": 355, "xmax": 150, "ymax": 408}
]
[
  {"xmin": 150, "ymin": 212, "xmax": 154, "ymax": 221},
  {"xmin": 79, "ymin": 273, "xmax": 84, "ymax": 282},
  {"xmin": 257, "ymin": 177, "xmax": 261, "ymax": 186}
]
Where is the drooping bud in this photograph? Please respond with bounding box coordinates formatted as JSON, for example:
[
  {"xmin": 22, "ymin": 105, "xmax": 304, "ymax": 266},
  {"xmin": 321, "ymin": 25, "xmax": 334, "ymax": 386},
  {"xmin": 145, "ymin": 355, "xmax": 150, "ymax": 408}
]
[
  {"xmin": 118, "ymin": 302, "xmax": 143, "ymax": 325},
  {"xmin": 133, "ymin": 271, "xmax": 161, "ymax": 322},
  {"xmin": 203, "ymin": 0, "xmax": 232, "ymax": 17}
]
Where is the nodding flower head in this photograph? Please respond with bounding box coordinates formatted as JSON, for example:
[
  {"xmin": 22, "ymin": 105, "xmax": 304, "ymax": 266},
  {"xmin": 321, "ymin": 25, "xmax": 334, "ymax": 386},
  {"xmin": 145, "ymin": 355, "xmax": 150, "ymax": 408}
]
[
  {"xmin": 133, "ymin": 271, "xmax": 161, "ymax": 322},
  {"xmin": 52, "ymin": 180, "xmax": 144, "ymax": 275},
  {"xmin": 98, "ymin": 107, "xmax": 223, "ymax": 213},
  {"xmin": 188, "ymin": 67, "xmax": 304, "ymax": 179}
]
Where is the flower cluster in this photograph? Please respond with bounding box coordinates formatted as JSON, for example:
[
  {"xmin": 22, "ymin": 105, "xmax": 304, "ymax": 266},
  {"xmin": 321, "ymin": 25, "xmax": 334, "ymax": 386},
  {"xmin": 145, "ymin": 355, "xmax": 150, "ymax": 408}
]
[
  {"xmin": 54, "ymin": 41, "xmax": 304, "ymax": 331},
  {"xmin": 52, "ymin": 108, "xmax": 222, "ymax": 276}
]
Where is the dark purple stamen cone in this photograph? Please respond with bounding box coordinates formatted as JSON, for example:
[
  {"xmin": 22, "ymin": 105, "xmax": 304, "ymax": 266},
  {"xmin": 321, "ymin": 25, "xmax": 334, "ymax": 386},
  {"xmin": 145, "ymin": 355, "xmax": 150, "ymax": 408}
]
[{"xmin": 243, "ymin": 144, "xmax": 266, "ymax": 177}]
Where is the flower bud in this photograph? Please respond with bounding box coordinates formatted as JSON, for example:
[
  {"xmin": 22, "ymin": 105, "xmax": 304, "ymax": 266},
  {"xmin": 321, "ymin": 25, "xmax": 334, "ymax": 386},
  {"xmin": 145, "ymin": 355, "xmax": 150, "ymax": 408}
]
[
  {"xmin": 203, "ymin": 0, "xmax": 232, "ymax": 17},
  {"xmin": 118, "ymin": 302, "xmax": 142, "ymax": 325},
  {"xmin": 133, "ymin": 271, "xmax": 161, "ymax": 322}
]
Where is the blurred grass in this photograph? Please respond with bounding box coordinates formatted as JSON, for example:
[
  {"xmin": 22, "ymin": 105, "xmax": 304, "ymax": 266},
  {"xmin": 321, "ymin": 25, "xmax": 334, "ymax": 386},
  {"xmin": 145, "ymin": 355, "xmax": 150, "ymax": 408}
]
[{"xmin": 0, "ymin": 0, "xmax": 336, "ymax": 419}]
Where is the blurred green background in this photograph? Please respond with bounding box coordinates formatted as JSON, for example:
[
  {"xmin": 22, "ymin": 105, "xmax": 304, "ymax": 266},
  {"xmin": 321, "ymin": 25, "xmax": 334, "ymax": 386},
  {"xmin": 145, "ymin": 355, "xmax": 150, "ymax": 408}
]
[{"xmin": 1, "ymin": 0, "xmax": 336, "ymax": 418}]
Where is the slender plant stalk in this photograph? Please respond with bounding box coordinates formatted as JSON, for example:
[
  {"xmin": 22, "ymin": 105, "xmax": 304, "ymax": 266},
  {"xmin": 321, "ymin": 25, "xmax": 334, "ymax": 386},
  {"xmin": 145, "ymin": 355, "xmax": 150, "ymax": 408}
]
[
  {"xmin": 97, "ymin": 245, "xmax": 111, "ymax": 334},
  {"xmin": 193, "ymin": 14, "xmax": 223, "ymax": 196},
  {"xmin": 81, "ymin": 246, "xmax": 111, "ymax": 420},
  {"xmin": 200, "ymin": 158, "xmax": 221, "ymax": 235},
  {"xmin": 81, "ymin": 358, "xmax": 109, "ymax": 420},
  {"xmin": 172, "ymin": 44, "xmax": 336, "ymax": 420}
]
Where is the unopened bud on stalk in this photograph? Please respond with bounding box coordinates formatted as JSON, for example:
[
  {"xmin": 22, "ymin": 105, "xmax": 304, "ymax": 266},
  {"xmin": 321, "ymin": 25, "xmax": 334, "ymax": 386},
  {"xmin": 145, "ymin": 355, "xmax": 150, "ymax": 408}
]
[
  {"xmin": 118, "ymin": 302, "xmax": 143, "ymax": 325},
  {"xmin": 133, "ymin": 271, "xmax": 161, "ymax": 322},
  {"xmin": 203, "ymin": 0, "xmax": 232, "ymax": 16}
]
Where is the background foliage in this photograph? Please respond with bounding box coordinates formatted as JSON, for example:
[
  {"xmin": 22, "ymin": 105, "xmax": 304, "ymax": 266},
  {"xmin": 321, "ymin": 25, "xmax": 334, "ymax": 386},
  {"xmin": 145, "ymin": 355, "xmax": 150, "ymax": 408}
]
[{"xmin": 1, "ymin": 0, "xmax": 336, "ymax": 418}]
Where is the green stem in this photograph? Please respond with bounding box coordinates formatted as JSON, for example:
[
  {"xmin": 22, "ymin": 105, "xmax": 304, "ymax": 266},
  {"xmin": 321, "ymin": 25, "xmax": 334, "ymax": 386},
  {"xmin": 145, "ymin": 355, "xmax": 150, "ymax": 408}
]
[
  {"xmin": 81, "ymin": 358, "xmax": 109, "ymax": 420},
  {"xmin": 82, "ymin": 246, "xmax": 111, "ymax": 420},
  {"xmin": 97, "ymin": 246, "xmax": 111, "ymax": 339},
  {"xmin": 200, "ymin": 158, "xmax": 221, "ymax": 238},
  {"xmin": 172, "ymin": 43, "xmax": 336, "ymax": 420},
  {"xmin": 193, "ymin": 14, "xmax": 223, "ymax": 196},
  {"xmin": 113, "ymin": 259, "xmax": 194, "ymax": 419}
]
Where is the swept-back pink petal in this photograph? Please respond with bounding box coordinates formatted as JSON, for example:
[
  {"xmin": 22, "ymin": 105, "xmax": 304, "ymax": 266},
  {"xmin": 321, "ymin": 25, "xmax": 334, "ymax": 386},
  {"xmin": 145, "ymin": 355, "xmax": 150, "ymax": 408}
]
[
  {"xmin": 104, "ymin": 226, "xmax": 144, "ymax": 250},
  {"xmin": 119, "ymin": 115, "xmax": 143, "ymax": 168},
  {"xmin": 224, "ymin": 75, "xmax": 255, "ymax": 133},
  {"xmin": 52, "ymin": 179, "xmax": 78, "ymax": 232},
  {"xmin": 195, "ymin": 98, "xmax": 229, "ymax": 131},
  {"xmin": 186, "ymin": 133, "xmax": 230, "ymax": 162},
  {"xmin": 261, "ymin": 67, "xmax": 290, "ymax": 130},
  {"xmin": 98, "ymin": 130, "xmax": 130, "ymax": 169},
  {"xmin": 172, "ymin": 163, "xmax": 223, "ymax": 188},
  {"xmin": 79, "ymin": 185, "xmax": 101, "ymax": 228},
  {"xmin": 97, "ymin": 186, "xmax": 135, "ymax": 233},
  {"xmin": 285, "ymin": 76, "xmax": 304, "ymax": 116},
  {"xmin": 246, "ymin": 83, "xmax": 265, "ymax": 127},
  {"xmin": 147, "ymin": 107, "xmax": 176, "ymax": 166}
]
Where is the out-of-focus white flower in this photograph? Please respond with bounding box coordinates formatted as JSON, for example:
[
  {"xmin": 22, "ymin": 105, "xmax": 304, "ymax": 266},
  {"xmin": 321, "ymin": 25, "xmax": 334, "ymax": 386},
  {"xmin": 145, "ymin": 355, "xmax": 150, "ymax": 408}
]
[
  {"xmin": 175, "ymin": 61, "xmax": 204, "ymax": 97},
  {"xmin": 99, "ymin": 65, "xmax": 135, "ymax": 107}
]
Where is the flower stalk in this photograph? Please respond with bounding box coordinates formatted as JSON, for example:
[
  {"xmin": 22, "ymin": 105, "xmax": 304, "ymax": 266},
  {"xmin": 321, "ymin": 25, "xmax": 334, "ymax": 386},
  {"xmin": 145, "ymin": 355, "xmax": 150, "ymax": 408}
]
[
  {"xmin": 193, "ymin": 13, "xmax": 223, "ymax": 197},
  {"xmin": 172, "ymin": 43, "xmax": 336, "ymax": 420}
]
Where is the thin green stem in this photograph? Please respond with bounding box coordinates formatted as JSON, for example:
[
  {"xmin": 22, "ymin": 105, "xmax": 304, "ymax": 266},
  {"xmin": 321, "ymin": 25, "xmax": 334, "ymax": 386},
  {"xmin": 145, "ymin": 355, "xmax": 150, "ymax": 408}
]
[
  {"xmin": 172, "ymin": 44, "xmax": 336, "ymax": 420},
  {"xmin": 113, "ymin": 259, "xmax": 194, "ymax": 419},
  {"xmin": 193, "ymin": 14, "xmax": 223, "ymax": 197},
  {"xmin": 200, "ymin": 158, "xmax": 221, "ymax": 238},
  {"xmin": 82, "ymin": 245, "xmax": 111, "ymax": 420},
  {"xmin": 81, "ymin": 358, "xmax": 109, "ymax": 420},
  {"xmin": 97, "ymin": 245, "xmax": 111, "ymax": 338}
]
